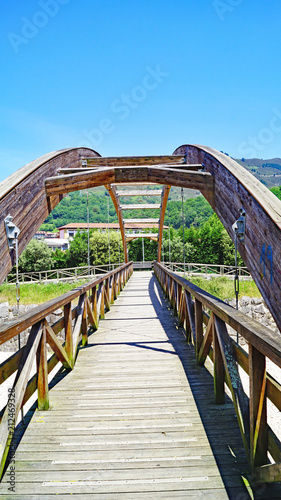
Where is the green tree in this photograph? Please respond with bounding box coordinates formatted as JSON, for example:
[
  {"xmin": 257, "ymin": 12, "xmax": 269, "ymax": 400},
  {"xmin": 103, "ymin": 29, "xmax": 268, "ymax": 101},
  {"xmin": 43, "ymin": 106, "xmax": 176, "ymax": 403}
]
[
  {"xmin": 52, "ymin": 249, "xmax": 68, "ymax": 269},
  {"xmin": 91, "ymin": 231, "xmax": 124, "ymax": 265},
  {"xmin": 162, "ymin": 234, "xmax": 194, "ymax": 262},
  {"xmin": 66, "ymin": 231, "xmax": 90, "ymax": 267},
  {"xmin": 19, "ymin": 240, "xmax": 54, "ymax": 272}
]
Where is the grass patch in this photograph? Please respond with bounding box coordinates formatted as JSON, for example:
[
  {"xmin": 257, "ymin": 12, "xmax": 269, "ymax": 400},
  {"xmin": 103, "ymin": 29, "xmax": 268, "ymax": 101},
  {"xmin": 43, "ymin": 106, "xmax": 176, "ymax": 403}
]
[
  {"xmin": 187, "ymin": 276, "xmax": 261, "ymax": 301},
  {"xmin": 0, "ymin": 280, "xmax": 88, "ymax": 305}
]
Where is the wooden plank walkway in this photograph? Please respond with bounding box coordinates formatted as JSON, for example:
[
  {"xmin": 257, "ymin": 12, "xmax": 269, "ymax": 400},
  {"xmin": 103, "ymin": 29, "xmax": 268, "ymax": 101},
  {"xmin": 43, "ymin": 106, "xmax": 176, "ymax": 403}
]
[{"xmin": 1, "ymin": 271, "xmax": 278, "ymax": 499}]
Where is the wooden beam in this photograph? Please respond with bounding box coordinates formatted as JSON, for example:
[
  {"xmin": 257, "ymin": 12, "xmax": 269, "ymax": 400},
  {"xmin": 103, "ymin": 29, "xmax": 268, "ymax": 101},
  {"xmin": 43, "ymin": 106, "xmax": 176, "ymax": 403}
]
[
  {"xmin": 117, "ymin": 190, "xmax": 162, "ymax": 196},
  {"xmin": 83, "ymin": 155, "xmax": 184, "ymax": 166},
  {"xmin": 45, "ymin": 167, "xmax": 115, "ymax": 196},
  {"xmin": 157, "ymin": 185, "xmax": 170, "ymax": 262},
  {"xmin": 45, "ymin": 167, "xmax": 213, "ymax": 197},
  {"xmin": 125, "ymin": 233, "xmax": 158, "ymax": 238},
  {"xmin": 105, "ymin": 184, "xmax": 128, "ymax": 263},
  {"xmin": 124, "ymin": 218, "xmax": 159, "ymax": 223},
  {"xmin": 121, "ymin": 204, "xmax": 161, "ymax": 210}
]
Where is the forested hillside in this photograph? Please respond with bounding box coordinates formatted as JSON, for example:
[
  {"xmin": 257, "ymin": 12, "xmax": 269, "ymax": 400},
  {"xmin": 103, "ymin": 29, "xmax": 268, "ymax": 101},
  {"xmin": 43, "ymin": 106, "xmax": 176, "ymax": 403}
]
[
  {"xmin": 41, "ymin": 188, "xmax": 213, "ymax": 231},
  {"xmin": 22, "ymin": 184, "xmax": 281, "ymax": 271}
]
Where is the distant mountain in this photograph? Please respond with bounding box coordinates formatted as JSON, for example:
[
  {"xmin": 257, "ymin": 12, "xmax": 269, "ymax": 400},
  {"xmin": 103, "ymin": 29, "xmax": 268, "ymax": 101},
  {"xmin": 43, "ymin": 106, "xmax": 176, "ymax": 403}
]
[{"xmin": 234, "ymin": 157, "xmax": 281, "ymax": 188}]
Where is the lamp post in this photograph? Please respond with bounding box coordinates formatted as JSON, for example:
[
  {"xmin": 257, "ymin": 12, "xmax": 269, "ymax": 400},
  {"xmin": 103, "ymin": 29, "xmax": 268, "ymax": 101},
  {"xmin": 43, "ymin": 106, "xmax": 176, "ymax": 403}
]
[{"xmin": 232, "ymin": 208, "xmax": 246, "ymax": 344}]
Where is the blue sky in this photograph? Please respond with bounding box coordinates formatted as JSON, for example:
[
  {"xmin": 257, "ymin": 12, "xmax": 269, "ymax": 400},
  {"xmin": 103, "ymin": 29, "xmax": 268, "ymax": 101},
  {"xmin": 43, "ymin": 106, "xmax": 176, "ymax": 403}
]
[{"xmin": 1, "ymin": 0, "xmax": 281, "ymax": 181}]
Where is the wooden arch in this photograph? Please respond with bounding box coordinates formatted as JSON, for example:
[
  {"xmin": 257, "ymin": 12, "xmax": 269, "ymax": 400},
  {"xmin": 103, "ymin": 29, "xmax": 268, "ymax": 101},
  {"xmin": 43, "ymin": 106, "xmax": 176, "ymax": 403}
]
[{"xmin": 1, "ymin": 145, "xmax": 281, "ymax": 333}]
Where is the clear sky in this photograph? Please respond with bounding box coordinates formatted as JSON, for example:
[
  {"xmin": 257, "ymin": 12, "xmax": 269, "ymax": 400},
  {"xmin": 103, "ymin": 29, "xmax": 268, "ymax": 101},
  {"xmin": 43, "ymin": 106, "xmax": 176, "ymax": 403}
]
[{"xmin": 1, "ymin": 0, "xmax": 281, "ymax": 181}]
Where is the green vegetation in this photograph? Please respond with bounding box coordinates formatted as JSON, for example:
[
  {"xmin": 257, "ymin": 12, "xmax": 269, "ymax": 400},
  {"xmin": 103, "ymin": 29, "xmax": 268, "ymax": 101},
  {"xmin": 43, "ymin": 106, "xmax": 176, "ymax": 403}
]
[
  {"xmin": 40, "ymin": 190, "xmax": 214, "ymax": 232},
  {"xmin": 188, "ymin": 276, "xmax": 261, "ymax": 301},
  {"xmin": 0, "ymin": 281, "xmax": 87, "ymax": 305},
  {"xmin": 19, "ymin": 240, "xmax": 54, "ymax": 272}
]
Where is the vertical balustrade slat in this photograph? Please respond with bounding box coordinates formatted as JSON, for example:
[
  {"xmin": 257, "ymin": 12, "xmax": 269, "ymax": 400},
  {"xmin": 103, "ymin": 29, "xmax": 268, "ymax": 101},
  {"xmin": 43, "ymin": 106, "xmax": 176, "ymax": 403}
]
[
  {"xmin": 81, "ymin": 293, "xmax": 88, "ymax": 347},
  {"xmin": 214, "ymin": 316, "xmax": 250, "ymax": 458},
  {"xmin": 104, "ymin": 278, "xmax": 110, "ymax": 311},
  {"xmin": 185, "ymin": 291, "xmax": 196, "ymax": 344},
  {"xmin": 178, "ymin": 291, "xmax": 186, "ymax": 328},
  {"xmin": 37, "ymin": 324, "xmax": 49, "ymax": 410},
  {"xmin": 195, "ymin": 299, "xmax": 204, "ymax": 359},
  {"xmin": 100, "ymin": 282, "xmax": 105, "ymax": 319},
  {"xmin": 249, "ymin": 344, "xmax": 268, "ymax": 468},
  {"xmin": 64, "ymin": 302, "xmax": 73, "ymax": 368},
  {"xmin": 213, "ymin": 316, "xmax": 225, "ymax": 404},
  {"xmin": 110, "ymin": 276, "xmax": 115, "ymax": 304}
]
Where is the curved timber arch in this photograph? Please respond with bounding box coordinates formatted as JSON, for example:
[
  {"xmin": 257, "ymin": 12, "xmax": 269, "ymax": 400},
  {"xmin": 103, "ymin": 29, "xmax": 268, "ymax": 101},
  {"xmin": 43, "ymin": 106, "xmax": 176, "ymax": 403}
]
[
  {"xmin": 0, "ymin": 148, "xmax": 97, "ymax": 283},
  {"xmin": 1, "ymin": 145, "xmax": 281, "ymax": 333},
  {"xmin": 168, "ymin": 144, "xmax": 281, "ymax": 334}
]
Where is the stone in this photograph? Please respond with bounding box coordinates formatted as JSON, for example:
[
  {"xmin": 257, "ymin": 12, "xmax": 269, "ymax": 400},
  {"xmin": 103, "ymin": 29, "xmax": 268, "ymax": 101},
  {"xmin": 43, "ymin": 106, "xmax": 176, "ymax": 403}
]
[
  {"xmin": 0, "ymin": 302, "xmax": 9, "ymax": 318},
  {"xmin": 240, "ymin": 296, "xmax": 250, "ymax": 307},
  {"xmin": 254, "ymin": 303, "xmax": 266, "ymax": 314},
  {"xmin": 250, "ymin": 297, "xmax": 263, "ymax": 305}
]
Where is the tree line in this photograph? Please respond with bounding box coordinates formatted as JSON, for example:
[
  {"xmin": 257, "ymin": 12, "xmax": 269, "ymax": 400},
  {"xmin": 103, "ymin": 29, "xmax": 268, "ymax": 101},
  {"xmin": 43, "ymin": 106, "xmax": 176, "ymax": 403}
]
[{"xmin": 17, "ymin": 185, "xmax": 281, "ymax": 273}]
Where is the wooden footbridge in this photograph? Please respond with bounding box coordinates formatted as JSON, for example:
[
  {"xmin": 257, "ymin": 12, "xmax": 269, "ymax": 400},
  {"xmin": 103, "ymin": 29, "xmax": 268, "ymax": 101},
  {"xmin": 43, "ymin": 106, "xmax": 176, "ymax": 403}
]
[{"xmin": 1, "ymin": 145, "xmax": 281, "ymax": 498}]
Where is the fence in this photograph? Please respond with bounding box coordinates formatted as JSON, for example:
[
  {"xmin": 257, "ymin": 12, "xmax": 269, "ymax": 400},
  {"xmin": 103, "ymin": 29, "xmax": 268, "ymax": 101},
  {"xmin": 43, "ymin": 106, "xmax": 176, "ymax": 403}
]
[
  {"xmin": 163, "ymin": 262, "xmax": 250, "ymax": 277},
  {"xmin": 4, "ymin": 263, "xmax": 123, "ymax": 284},
  {"xmin": 4, "ymin": 262, "xmax": 251, "ymax": 285}
]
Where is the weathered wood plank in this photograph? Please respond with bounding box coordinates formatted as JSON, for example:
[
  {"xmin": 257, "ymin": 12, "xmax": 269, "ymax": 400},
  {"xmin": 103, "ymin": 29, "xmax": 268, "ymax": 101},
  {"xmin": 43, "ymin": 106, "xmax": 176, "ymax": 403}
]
[
  {"xmin": 36, "ymin": 326, "xmax": 49, "ymax": 411},
  {"xmin": 249, "ymin": 345, "xmax": 267, "ymax": 468},
  {"xmin": 84, "ymin": 155, "xmax": 184, "ymax": 166}
]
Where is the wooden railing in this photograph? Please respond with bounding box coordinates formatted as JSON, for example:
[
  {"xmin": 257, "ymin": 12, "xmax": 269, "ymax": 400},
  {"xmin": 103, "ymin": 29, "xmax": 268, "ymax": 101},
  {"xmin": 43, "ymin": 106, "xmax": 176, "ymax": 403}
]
[
  {"xmin": 154, "ymin": 261, "xmax": 281, "ymax": 484},
  {"xmin": 0, "ymin": 261, "xmax": 133, "ymax": 478},
  {"xmin": 163, "ymin": 262, "xmax": 250, "ymax": 277}
]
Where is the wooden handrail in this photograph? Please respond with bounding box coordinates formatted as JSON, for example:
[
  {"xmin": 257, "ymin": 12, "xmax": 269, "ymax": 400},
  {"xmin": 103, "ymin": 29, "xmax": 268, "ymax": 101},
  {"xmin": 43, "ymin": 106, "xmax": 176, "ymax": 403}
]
[
  {"xmin": 154, "ymin": 261, "xmax": 281, "ymax": 484},
  {"xmin": 0, "ymin": 261, "xmax": 133, "ymax": 478}
]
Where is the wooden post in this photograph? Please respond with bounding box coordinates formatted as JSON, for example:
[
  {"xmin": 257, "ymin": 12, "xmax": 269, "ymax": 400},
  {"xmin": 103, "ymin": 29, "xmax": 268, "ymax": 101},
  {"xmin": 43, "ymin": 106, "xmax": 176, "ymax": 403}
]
[
  {"xmin": 100, "ymin": 282, "xmax": 105, "ymax": 319},
  {"xmin": 64, "ymin": 302, "xmax": 73, "ymax": 367},
  {"xmin": 104, "ymin": 278, "xmax": 110, "ymax": 311},
  {"xmin": 249, "ymin": 344, "xmax": 267, "ymax": 468},
  {"xmin": 195, "ymin": 299, "xmax": 203, "ymax": 359},
  {"xmin": 37, "ymin": 324, "xmax": 49, "ymax": 410},
  {"xmin": 81, "ymin": 293, "xmax": 88, "ymax": 346},
  {"xmin": 110, "ymin": 276, "xmax": 115, "ymax": 304},
  {"xmin": 213, "ymin": 319, "xmax": 225, "ymax": 404}
]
